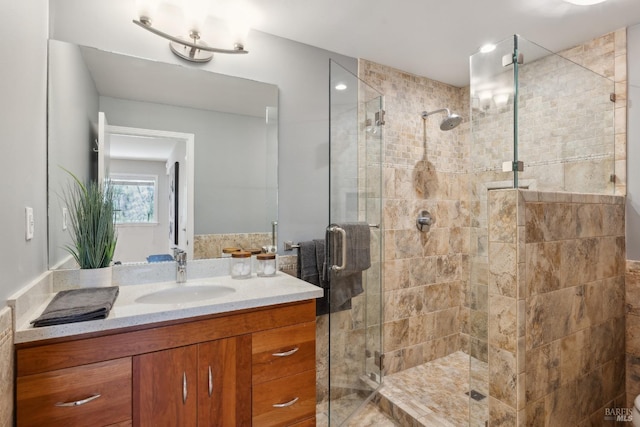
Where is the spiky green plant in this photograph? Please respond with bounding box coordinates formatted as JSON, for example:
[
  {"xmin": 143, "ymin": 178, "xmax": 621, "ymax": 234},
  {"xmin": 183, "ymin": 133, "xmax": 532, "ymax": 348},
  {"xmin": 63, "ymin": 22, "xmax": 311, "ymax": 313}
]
[{"xmin": 63, "ymin": 170, "xmax": 117, "ymax": 269}]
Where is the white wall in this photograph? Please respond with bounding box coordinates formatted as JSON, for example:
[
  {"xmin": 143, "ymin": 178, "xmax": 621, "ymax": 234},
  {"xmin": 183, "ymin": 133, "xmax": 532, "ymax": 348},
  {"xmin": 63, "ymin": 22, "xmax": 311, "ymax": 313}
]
[
  {"xmin": 0, "ymin": 0, "xmax": 49, "ymax": 302},
  {"xmin": 50, "ymin": 0, "xmax": 358, "ymax": 253},
  {"xmin": 48, "ymin": 39, "xmax": 100, "ymax": 267},
  {"xmin": 99, "ymin": 96, "xmax": 274, "ymax": 235},
  {"xmin": 628, "ymin": 24, "xmax": 640, "ymax": 260}
]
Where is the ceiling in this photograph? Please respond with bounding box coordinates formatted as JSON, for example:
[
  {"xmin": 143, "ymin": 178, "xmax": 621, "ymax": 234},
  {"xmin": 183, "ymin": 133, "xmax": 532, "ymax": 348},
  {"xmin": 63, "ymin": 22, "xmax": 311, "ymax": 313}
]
[{"xmin": 244, "ymin": 0, "xmax": 640, "ymax": 87}]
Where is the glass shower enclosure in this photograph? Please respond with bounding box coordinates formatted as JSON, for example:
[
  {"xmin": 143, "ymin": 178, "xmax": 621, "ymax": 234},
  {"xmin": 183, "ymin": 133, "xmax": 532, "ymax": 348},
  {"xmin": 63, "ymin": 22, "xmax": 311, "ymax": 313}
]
[
  {"xmin": 470, "ymin": 34, "xmax": 616, "ymax": 192},
  {"xmin": 467, "ymin": 34, "xmax": 616, "ymax": 426},
  {"xmin": 325, "ymin": 60, "xmax": 384, "ymax": 425}
]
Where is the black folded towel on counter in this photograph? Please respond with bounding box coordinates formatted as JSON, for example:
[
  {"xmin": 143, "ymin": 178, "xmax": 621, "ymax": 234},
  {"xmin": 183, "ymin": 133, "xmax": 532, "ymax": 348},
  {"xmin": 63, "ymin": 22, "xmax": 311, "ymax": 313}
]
[{"xmin": 30, "ymin": 286, "xmax": 119, "ymax": 327}]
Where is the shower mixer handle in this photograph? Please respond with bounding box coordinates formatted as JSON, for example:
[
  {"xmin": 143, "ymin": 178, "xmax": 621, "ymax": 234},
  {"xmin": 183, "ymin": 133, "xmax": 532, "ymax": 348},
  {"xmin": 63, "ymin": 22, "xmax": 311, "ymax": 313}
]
[{"xmin": 416, "ymin": 210, "xmax": 433, "ymax": 231}]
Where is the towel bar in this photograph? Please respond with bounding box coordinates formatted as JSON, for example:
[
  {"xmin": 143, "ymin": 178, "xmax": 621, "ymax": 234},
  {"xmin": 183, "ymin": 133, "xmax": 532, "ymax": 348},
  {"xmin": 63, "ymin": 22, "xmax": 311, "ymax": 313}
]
[{"xmin": 284, "ymin": 223, "xmax": 380, "ymax": 251}]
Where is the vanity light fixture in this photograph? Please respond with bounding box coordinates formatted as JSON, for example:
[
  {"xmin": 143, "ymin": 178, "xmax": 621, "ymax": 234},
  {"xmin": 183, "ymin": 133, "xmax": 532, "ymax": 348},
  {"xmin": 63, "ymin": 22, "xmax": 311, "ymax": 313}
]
[{"xmin": 132, "ymin": 16, "xmax": 248, "ymax": 63}]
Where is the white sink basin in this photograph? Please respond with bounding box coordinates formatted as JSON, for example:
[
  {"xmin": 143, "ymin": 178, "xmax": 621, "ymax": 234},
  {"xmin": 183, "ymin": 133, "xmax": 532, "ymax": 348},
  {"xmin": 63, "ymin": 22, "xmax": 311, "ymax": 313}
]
[{"xmin": 135, "ymin": 284, "xmax": 236, "ymax": 304}]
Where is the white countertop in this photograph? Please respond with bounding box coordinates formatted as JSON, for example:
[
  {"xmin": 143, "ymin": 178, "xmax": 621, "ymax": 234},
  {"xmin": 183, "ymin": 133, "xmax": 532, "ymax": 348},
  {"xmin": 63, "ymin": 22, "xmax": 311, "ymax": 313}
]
[{"xmin": 14, "ymin": 273, "xmax": 322, "ymax": 344}]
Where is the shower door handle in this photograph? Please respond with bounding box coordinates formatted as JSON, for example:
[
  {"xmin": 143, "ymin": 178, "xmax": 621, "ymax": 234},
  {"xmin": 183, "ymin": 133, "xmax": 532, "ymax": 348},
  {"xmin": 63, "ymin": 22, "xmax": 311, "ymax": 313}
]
[{"xmin": 328, "ymin": 225, "xmax": 347, "ymax": 272}]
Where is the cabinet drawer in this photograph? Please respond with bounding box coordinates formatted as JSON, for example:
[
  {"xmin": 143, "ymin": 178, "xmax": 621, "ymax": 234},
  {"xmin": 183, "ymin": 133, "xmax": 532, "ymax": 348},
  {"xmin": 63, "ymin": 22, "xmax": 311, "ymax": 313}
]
[
  {"xmin": 252, "ymin": 369, "xmax": 316, "ymax": 426},
  {"xmin": 252, "ymin": 321, "xmax": 315, "ymax": 384},
  {"xmin": 17, "ymin": 357, "xmax": 132, "ymax": 427}
]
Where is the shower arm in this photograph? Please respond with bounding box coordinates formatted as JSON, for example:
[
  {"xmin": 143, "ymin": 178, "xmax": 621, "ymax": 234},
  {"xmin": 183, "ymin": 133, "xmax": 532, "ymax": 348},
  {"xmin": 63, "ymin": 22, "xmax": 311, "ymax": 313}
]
[{"xmin": 421, "ymin": 108, "xmax": 451, "ymax": 119}]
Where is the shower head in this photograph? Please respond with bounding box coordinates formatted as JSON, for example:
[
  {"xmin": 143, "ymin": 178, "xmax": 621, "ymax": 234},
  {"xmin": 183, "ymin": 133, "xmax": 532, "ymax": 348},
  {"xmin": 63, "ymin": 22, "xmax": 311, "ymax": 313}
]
[{"xmin": 421, "ymin": 108, "xmax": 462, "ymax": 131}]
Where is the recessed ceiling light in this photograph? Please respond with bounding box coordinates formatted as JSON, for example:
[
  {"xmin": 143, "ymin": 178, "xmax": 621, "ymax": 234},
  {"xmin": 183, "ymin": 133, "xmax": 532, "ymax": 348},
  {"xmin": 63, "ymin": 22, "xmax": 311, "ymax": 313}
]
[
  {"xmin": 563, "ymin": 0, "xmax": 608, "ymax": 5},
  {"xmin": 335, "ymin": 83, "xmax": 347, "ymax": 91},
  {"xmin": 480, "ymin": 43, "xmax": 496, "ymax": 54}
]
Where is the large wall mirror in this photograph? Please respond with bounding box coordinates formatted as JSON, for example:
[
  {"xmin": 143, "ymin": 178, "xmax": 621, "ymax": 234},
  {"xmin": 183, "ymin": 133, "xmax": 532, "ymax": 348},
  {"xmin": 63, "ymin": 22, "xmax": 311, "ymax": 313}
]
[{"xmin": 48, "ymin": 39, "xmax": 278, "ymax": 268}]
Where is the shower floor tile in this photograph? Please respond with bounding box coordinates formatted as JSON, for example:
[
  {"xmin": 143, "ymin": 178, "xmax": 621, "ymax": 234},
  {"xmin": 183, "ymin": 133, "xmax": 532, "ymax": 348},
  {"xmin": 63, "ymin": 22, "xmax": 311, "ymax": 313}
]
[
  {"xmin": 317, "ymin": 395, "xmax": 400, "ymax": 426},
  {"xmin": 315, "ymin": 351, "xmax": 488, "ymax": 426},
  {"xmin": 376, "ymin": 351, "xmax": 488, "ymax": 427}
]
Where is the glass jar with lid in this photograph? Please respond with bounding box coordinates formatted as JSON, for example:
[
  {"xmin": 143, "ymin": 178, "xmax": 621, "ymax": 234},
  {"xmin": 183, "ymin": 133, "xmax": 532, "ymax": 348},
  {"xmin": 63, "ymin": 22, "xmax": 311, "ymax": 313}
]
[
  {"xmin": 230, "ymin": 251, "xmax": 252, "ymax": 279},
  {"xmin": 256, "ymin": 253, "xmax": 277, "ymax": 277}
]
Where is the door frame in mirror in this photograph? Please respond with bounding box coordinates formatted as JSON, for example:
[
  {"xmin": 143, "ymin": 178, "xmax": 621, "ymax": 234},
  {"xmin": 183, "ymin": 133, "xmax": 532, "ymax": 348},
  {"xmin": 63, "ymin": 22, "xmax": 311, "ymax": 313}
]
[{"xmin": 107, "ymin": 124, "xmax": 195, "ymax": 261}]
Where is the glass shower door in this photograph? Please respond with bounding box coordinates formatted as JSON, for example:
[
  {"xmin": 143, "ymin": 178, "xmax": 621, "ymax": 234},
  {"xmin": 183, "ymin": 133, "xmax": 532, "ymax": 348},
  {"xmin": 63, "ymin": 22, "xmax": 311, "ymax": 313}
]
[{"xmin": 327, "ymin": 60, "xmax": 383, "ymax": 425}]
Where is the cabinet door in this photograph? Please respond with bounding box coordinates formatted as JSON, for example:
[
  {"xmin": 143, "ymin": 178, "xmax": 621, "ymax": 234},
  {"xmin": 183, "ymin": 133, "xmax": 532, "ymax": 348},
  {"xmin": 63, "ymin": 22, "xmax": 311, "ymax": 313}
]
[
  {"xmin": 198, "ymin": 335, "xmax": 252, "ymax": 426},
  {"xmin": 133, "ymin": 346, "xmax": 198, "ymax": 427}
]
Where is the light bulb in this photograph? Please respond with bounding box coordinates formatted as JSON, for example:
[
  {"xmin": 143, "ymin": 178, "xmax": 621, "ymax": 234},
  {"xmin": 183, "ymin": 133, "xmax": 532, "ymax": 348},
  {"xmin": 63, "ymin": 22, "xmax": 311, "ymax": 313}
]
[
  {"xmin": 563, "ymin": 0, "xmax": 607, "ymax": 5},
  {"xmin": 181, "ymin": 0, "xmax": 210, "ymax": 32},
  {"xmin": 135, "ymin": 0, "xmax": 160, "ymax": 20}
]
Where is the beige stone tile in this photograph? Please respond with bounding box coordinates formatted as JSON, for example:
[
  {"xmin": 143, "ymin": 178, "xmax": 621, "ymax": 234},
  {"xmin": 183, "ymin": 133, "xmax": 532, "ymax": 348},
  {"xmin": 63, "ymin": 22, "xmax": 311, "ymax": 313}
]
[
  {"xmin": 602, "ymin": 276, "xmax": 625, "ymax": 321},
  {"xmin": 0, "ymin": 308, "xmax": 12, "ymax": 427},
  {"xmin": 489, "ymin": 396, "xmax": 517, "ymax": 426},
  {"xmin": 627, "ymin": 314, "xmax": 640, "ymax": 357},
  {"xmin": 544, "ymin": 380, "xmax": 578, "ymax": 427},
  {"xmin": 525, "ymin": 203, "xmax": 545, "ymax": 244},
  {"xmin": 577, "ymin": 369, "xmax": 604, "ymax": 418},
  {"xmin": 383, "ymin": 259, "xmax": 410, "ymax": 291},
  {"xmin": 525, "ymin": 397, "xmax": 546, "ymax": 427},
  {"xmin": 602, "ymin": 203, "xmax": 625, "ymax": 237},
  {"xmin": 489, "ymin": 294, "xmax": 517, "ymax": 352},
  {"xmin": 602, "ymin": 354, "xmax": 625, "ymax": 404},
  {"xmin": 383, "ymin": 318, "xmax": 409, "ymax": 352},
  {"xmin": 436, "ymin": 254, "xmax": 461, "ymax": 283},
  {"xmin": 615, "ymin": 28, "xmax": 627, "ymax": 57},
  {"xmin": 489, "ymin": 190, "xmax": 518, "ymax": 243},
  {"xmin": 575, "ymin": 203, "xmax": 604, "ymax": 238},
  {"xmin": 525, "ymin": 340, "xmax": 561, "ymax": 402},
  {"xmin": 526, "ymin": 288, "xmax": 574, "ymax": 350},
  {"xmin": 489, "ymin": 346, "xmax": 517, "ymax": 408},
  {"xmin": 626, "ymin": 269, "xmax": 640, "ymax": 316},
  {"xmin": 525, "ymin": 242, "xmax": 561, "ymax": 297},
  {"xmin": 560, "ymin": 330, "xmax": 589, "ymax": 386},
  {"xmin": 489, "ymin": 242, "xmax": 517, "ymax": 298},
  {"xmin": 470, "ymin": 309, "xmax": 488, "ymax": 341},
  {"xmin": 626, "ymin": 355, "xmax": 640, "ymax": 406}
]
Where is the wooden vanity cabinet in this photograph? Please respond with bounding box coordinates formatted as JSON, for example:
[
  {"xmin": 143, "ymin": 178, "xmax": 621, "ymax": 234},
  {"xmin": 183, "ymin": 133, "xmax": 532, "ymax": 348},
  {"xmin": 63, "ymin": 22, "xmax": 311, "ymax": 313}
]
[
  {"xmin": 15, "ymin": 299, "xmax": 315, "ymax": 427},
  {"xmin": 133, "ymin": 335, "xmax": 251, "ymax": 426}
]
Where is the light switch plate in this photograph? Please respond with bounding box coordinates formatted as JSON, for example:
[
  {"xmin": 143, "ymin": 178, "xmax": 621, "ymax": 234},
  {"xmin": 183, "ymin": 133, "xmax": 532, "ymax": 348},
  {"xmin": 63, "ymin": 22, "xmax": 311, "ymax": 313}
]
[
  {"xmin": 25, "ymin": 207, "xmax": 34, "ymax": 240},
  {"xmin": 62, "ymin": 207, "xmax": 68, "ymax": 231}
]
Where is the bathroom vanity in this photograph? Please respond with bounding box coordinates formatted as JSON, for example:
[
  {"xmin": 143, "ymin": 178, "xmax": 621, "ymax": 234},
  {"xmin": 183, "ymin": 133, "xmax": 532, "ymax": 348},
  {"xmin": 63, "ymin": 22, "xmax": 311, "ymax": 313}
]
[{"xmin": 12, "ymin": 273, "xmax": 321, "ymax": 426}]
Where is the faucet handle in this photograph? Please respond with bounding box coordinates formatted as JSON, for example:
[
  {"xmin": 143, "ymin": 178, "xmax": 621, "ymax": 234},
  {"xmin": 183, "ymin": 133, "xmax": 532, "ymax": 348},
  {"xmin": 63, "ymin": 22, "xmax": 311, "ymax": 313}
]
[{"xmin": 172, "ymin": 247, "xmax": 186, "ymax": 260}]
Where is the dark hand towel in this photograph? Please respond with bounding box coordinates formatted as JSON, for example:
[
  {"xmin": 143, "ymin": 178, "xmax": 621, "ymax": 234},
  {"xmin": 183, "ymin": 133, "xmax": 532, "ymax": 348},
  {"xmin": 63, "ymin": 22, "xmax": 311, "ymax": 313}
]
[
  {"xmin": 30, "ymin": 286, "xmax": 120, "ymax": 327},
  {"xmin": 327, "ymin": 222, "xmax": 371, "ymax": 309},
  {"xmin": 297, "ymin": 241, "xmax": 320, "ymax": 286}
]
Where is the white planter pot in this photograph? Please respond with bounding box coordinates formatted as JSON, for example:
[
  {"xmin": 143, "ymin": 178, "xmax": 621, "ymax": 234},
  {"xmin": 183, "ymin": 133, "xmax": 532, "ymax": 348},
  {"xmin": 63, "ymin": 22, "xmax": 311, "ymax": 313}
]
[{"xmin": 76, "ymin": 266, "xmax": 113, "ymax": 287}]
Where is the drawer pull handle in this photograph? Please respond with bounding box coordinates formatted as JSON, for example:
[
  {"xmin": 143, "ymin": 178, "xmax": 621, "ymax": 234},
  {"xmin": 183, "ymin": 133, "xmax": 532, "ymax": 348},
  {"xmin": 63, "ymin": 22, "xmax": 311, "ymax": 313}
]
[
  {"xmin": 208, "ymin": 366, "xmax": 213, "ymax": 397},
  {"xmin": 272, "ymin": 347, "xmax": 299, "ymax": 357},
  {"xmin": 55, "ymin": 394, "xmax": 101, "ymax": 407},
  {"xmin": 272, "ymin": 397, "xmax": 299, "ymax": 408},
  {"xmin": 183, "ymin": 372, "xmax": 188, "ymax": 404}
]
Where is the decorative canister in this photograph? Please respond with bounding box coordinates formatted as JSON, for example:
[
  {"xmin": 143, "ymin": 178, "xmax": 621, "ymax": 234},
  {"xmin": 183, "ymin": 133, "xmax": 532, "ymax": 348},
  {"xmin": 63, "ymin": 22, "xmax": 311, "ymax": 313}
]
[
  {"xmin": 245, "ymin": 248, "xmax": 262, "ymax": 273},
  {"xmin": 256, "ymin": 253, "xmax": 277, "ymax": 277},
  {"xmin": 222, "ymin": 247, "xmax": 241, "ymax": 258},
  {"xmin": 230, "ymin": 251, "xmax": 252, "ymax": 279}
]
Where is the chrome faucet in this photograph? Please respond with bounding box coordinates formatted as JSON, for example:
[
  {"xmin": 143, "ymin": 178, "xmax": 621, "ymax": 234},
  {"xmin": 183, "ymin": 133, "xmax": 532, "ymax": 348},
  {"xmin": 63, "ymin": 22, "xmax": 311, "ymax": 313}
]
[{"xmin": 173, "ymin": 248, "xmax": 187, "ymax": 283}]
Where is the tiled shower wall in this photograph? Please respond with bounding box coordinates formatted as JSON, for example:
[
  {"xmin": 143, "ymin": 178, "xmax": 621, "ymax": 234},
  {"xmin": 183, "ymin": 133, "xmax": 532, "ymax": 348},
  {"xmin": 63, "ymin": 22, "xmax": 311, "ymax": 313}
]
[
  {"xmin": 488, "ymin": 190, "xmax": 626, "ymax": 426},
  {"xmin": 626, "ymin": 261, "xmax": 640, "ymax": 408},
  {"xmin": 359, "ymin": 60, "xmax": 471, "ymax": 374}
]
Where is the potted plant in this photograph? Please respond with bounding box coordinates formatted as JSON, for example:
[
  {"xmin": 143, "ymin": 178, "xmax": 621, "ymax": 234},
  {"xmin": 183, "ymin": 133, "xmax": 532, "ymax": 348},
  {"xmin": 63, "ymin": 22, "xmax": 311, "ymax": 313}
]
[{"xmin": 63, "ymin": 170, "xmax": 118, "ymax": 286}]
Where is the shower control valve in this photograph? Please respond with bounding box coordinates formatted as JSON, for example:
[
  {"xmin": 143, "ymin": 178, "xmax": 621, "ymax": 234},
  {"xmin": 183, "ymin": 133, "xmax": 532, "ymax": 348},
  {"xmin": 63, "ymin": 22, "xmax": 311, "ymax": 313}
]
[{"xmin": 416, "ymin": 210, "xmax": 433, "ymax": 232}]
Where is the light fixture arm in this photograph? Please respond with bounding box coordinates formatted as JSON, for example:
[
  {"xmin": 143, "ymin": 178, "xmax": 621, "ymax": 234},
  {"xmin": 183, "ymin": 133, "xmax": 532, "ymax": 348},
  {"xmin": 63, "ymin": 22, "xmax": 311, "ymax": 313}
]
[{"xmin": 132, "ymin": 19, "xmax": 248, "ymax": 55}]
